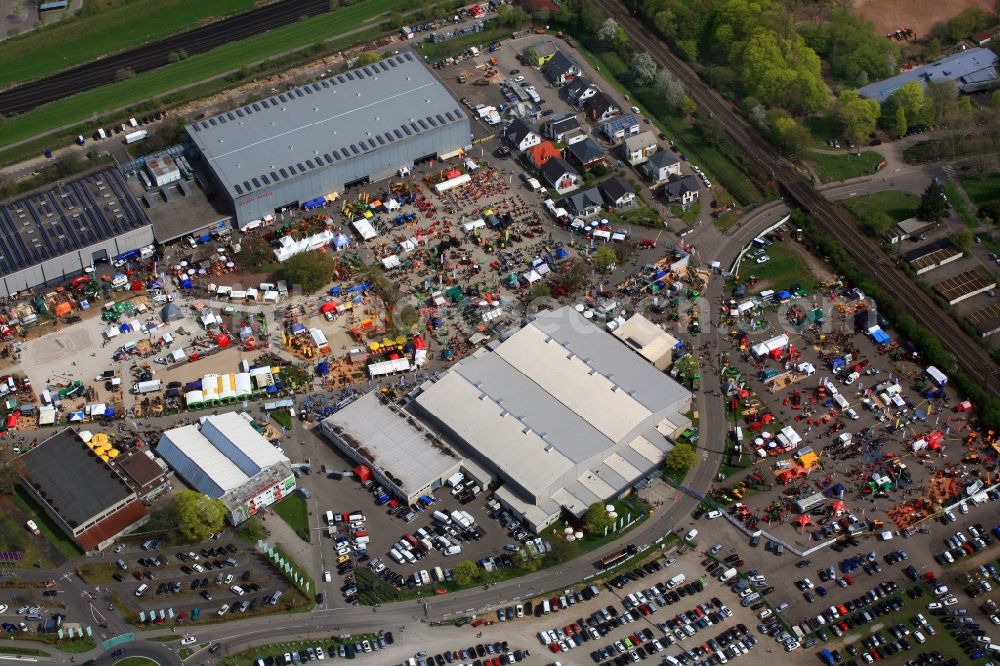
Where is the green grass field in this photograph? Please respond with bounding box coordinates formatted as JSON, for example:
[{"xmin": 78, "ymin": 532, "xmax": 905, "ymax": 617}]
[
  {"xmin": 271, "ymin": 494, "xmax": 311, "ymax": 543},
  {"xmin": 0, "ymin": 0, "xmax": 399, "ymax": 157},
  {"xmin": 841, "ymin": 190, "xmax": 920, "ymax": 236},
  {"xmin": 418, "ymin": 25, "xmax": 514, "ymax": 60},
  {"xmin": 960, "ymin": 173, "xmax": 1000, "ymax": 206},
  {"xmin": 808, "ymin": 150, "xmax": 884, "ymax": 182},
  {"xmin": 0, "ymin": 0, "xmax": 256, "ymax": 87},
  {"xmin": 737, "ymin": 241, "xmax": 817, "ymax": 292}
]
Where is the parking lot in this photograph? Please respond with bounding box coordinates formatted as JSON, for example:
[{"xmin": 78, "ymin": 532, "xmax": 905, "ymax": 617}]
[
  {"xmin": 292, "ymin": 422, "xmax": 539, "ymax": 605},
  {"xmin": 75, "ymin": 536, "xmax": 298, "ymax": 623}
]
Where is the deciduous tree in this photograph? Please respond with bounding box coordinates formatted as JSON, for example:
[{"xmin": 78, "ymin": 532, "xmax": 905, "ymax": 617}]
[
  {"xmin": 917, "ymin": 181, "xmax": 948, "ymax": 221},
  {"xmin": 631, "ymin": 52, "xmax": 658, "ymax": 86},
  {"xmin": 584, "ymin": 502, "xmax": 614, "ymax": 534},
  {"xmin": 170, "ymin": 491, "xmax": 226, "ymax": 543},
  {"xmin": 453, "ymin": 560, "xmax": 480, "ymax": 586},
  {"xmin": 276, "ymin": 250, "xmax": 335, "ymax": 294},
  {"xmin": 835, "ymin": 89, "xmax": 880, "ymax": 147},
  {"xmin": 664, "ymin": 442, "xmax": 697, "ymax": 477}
]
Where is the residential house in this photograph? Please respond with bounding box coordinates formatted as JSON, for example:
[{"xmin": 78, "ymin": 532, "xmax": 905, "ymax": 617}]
[
  {"xmin": 541, "ymin": 51, "xmax": 581, "ymax": 85},
  {"xmin": 566, "ymin": 137, "xmax": 606, "ymax": 171},
  {"xmin": 599, "ymin": 114, "xmax": 640, "ymax": 143},
  {"xmin": 565, "ymin": 77, "xmax": 599, "ymax": 107},
  {"xmin": 642, "ymin": 150, "xmax": 682, "ymax": 183},
  {"xmin": 525, "ymin": 141, "xmax": 562, "ymax": 169},
  {"xmin": 521, "ymin": 40, "xmax": 559, "ymax": 67},
  {"xmin": 622, "ymin": 131, "xmax": 659, "ymax": 166},
  {"xmin": 584, "ymin": 91, "xmax": 620, "ymax": 123},
  {"xmin": 599, "ymin": 176, "xmax": 637, "ymax": 209},
  {"xmin": 504, "ymin": 117, "xmax": 541, "ymax": 152},
  {"xmin": 542, "ymin": 114, "xmax": 582, "ymax": 143},
  {"xmin": 664, "ymin": 174, "xmax": 700, "ymax": 206},
  {"xmin": 560, "ymin": 187, "xmax": 604, "ymax": 218},
  {"xmin": 540, "ymin": 158, "xmax": 580, "ymax": 195}
]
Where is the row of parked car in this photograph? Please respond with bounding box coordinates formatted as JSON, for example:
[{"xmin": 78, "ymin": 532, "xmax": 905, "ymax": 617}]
[
  {"xmin": 403, "ymin": 639, "xmax": 516, "ymax": 666},
  {"xmin": 661, "ymin": 623, "xmax": 757, "ymax": 666},
  {"xmin": 935, "ymin": 521, "xmax": 996, "ymax": 565}
]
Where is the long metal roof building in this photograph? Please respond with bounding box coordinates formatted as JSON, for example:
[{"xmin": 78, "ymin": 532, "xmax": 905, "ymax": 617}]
[
  {"xmin": 0, "ymin": 168, "xmax": 154, "ymax": 298},
  {"xmin": 187, "ymin": 51, "xmax": 471, "ymax": 228},
  {"xmin": 157, "ymin": 412, "xmax": 286, "ymax": 497},
  {"xmin": 414, "ymin": 307, "xmax": 692, "ymax": 531}
]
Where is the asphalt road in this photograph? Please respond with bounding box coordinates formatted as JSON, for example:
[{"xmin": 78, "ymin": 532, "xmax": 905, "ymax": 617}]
[{"xmin": 0, "ymin": 0, "xmax": 331, "ymax": 115}]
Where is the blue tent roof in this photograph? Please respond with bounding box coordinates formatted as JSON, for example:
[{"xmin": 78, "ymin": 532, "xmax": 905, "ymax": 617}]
[
  {"xmin": 104, "ymin": 408, "xmax": 115, "ymax": 417},
  {"xmin": 777, "ymin": 290, "xmax": 792, "ymax": 301}
]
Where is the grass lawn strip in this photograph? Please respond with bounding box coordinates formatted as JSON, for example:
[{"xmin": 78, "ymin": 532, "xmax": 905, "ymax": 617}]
[
  {"xmin": 12, "ymin": 486, "xmax": 82, "ymax": 562},
  {"xmin": 841, "ymin": 190, "xmax": 920, "ymax": 237},
  {"xmin": 271, "ymin": 493, "xmax": 311, "ymax": 543},
  {"xmin": 0, "ymin": 0, "xmax": 256, "ymax": 87},
  {"xmin": 944, "ymin": 181, "xmax": 977, "ymax": 229},
  {"xmin": 0, "ymin": 646, "xmax": 48, "ymax": 656},
  {"xmin": 808, "ymin": 151, "xmax": 884, "ymax": 183},
  {"xmin": 959, "ymin": 173, "xmax": 1000, "ymax": 206}
]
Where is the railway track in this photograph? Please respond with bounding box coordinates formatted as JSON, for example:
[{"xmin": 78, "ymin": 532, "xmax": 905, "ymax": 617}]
[
  {"xmin": 0, "ymin": 0, "xmax": 331, "ymax": 116},
  {"xmin": 594, "ymin": 0, "xmax": 1000, "ymax": 396}
]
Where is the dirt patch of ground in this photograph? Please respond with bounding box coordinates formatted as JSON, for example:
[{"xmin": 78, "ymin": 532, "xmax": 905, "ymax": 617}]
[
  {"xmin": 852, "ymin": 0, "xmax": 995, "ymax": 38},
  {"xmin": 788, "ymin": 241, "xmax": 835, "ymax": 285}
]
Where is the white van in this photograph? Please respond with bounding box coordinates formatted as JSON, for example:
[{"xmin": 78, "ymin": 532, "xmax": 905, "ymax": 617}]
[
  {"xmin": 402, "ymin": 549, "xmax": 416, "ymax": 564},
  {"xmin": 542, "ymin": 599, "xmax": 551, "ymax": 614},
  {"xmin": 389, "ymin": 549, "xmax": 405, "ymax": 564},
  {"xmin": 135, "ymin": 584, "xmax": 148, "ymax": 597}
]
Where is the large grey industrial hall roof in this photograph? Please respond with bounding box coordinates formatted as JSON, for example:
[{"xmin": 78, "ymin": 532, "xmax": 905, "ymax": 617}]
[{"xmin": 187, "ymin": 52, "xmax": 467, "ymax": 199}]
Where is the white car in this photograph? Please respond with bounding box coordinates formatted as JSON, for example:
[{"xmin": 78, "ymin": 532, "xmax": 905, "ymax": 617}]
[
  {"xmin": 784, "ymin": 641, "xmax": 800, "ymax": 652},
  {"xmin": 630, "ymin": 105, "xmax": 640, "ymax": 114},
  {"xmin": 989, "ymin": 614, "xmax": 1000, "ymax": 625},
  {"xmin": 755, "ymin": 255, "xmax": 770, "ymax": 264},
  {"xmin": 706, "ymin": 510, "xmax": 722, "ymax": 519},
  {"xmin": 114, "ymin": 544, "xmax": 126, "ymax": 553},
  {"xmin": 684, "ymin": 529, "xmax": 698, "ymax": 542},
  {"xmin": 514, "ymin": 76, "xmax": 525, "ymax": 83},
  {"xmin": 758, "ymin": 609, "xmax": 772, "ymax": 619},
  {"xmin": 927, "ymin": 602, "xmax": 942, "ymax": 610},
  {"xmin": 180, "ymin": 636, "xmax": 197, "ymax": 646}
]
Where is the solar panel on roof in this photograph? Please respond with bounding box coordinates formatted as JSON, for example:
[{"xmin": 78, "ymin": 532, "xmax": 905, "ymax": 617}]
[
  {"xmin": 271, "ymin": 171, "xmax": 279, "ymax": 181},
  {"xmin": 387, "ymin": 58, "xmax": 397, "ymax": 67},
  {"xmin": 401, "ymin": 125, "xmax": 411, "ymax": 136},
  {"xmin": 243, "ymin": 181, "xmax": 252, "ymax": 192},
  {"xmin": 384, "ymin": 132, "xmax": 394, "ymax": 142},
  {"xmin": 425, "ymin": 117, "xmax": 435, "ymax": 127},
  {"xmin": 297, "ymin": 163, "xmax": 305, "ymax": 171},
  {"xmin": 350, "ymin": 145, "xmax": 359, "ymax": 154},
  {"xmin": 394, "ymin": 129, "xmax": 403, "ymax": 139},
  {"xmin": 306, "ymin": 159, "xmax": 315, "ymax": 168},
  {"xmin": 295, "ymin": 89, "xmax": 303, "ymax": 97},
  {"xmin": 337, "ymin": 75, "xmax": 345, "ymax": 83},
  {"xmin": 436, "ymin": 114, "xmax": 446, "ymax": 124},
  {"xmin": 279, "ymin": 168, "xmax": 288, "ymax": 178},
  {"xmin": 209, "ymin": 118, "xmax": 217, "ymax": 126},
  {"xmin": 286, "ymin": 165, "xmax": 296, "ymax": 175},
  {"xmin": 261, "ymin": 100, "xmax": 270, "ymax": 108},
  {"xmin": 330, "ymin": 150, "xmax": 340, "ymax": 160},
  {"xmin": 411, "ymin": 123, "xmax": 420, "ymax": 133},
  {"xmin": 376, "ymin": 135, "xmax": 385, "ymax": 145},
  {"xmin": 278, "ymin": 94, "xmax": 287, "ymax": 103},
  {"xmin": 253, "ymin": 103, "xmax": 261, "ymax": 111},
  {"xmin": 304, "ymin": 87, "xmax": 312, "ymax": 95},
  {"xmin": 236, "ymin": 109, "xmax": 244, "ymax": 117},
  {"xmin": 312, "ymin": 83, "xmax": 320, "ymax": 91},
  {"xmin": 252, "ymin": 178, "xmax": 261, "ymax": 188},
  {"xmin": 321, "ymin": 80, "xmax": 329, "ymax": 88},
  {"xmin": 219, "ymin": 116, "xmax": 227, "ymax": 123},
  {"xmin": 193, "ymin": 125, "xmax": 200, "ymax": 132},
  {"xmin": 227, "ymin": 112, "xmax": 235, "ymax": 120},
  {"xmin": 345, "ymin": 72, "xmax": 355, "ymax": 80},
  {"xmin": 260, "ymin": 174, "xmax": 269, "ymax": 185},
  {"xmin": 323, "ymin": 154, "xmax": 333, "ymax": 164}
]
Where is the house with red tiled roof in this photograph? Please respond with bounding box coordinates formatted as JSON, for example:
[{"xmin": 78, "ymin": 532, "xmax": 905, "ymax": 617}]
[{"xmin": 525, "ymin": 141, "xmax": 562, "ymax": 169}]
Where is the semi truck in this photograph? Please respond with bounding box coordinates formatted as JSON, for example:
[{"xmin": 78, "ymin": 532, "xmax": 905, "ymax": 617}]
[
  {"xmin": 124, "ymin": 130, "xmax": 148, "ymax": 144},
  {"xmin": 132, "ymin": 379, "xmax": 161, "ymax": 394}
]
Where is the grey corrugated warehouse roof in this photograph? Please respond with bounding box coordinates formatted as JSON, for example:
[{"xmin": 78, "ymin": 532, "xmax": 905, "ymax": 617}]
[
  {"xmin": 414, "ymin": 307, "xmax": 691, "ymax": 529},
  {"xmin": 187, "ymin": 52, "xmax": 468, "ymax": 200}
]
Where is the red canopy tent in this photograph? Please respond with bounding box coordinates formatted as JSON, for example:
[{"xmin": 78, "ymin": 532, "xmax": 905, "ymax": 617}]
[
  {"xmin": 353, "ymin": 465, "xmax": 371, "ymax": 483},
  {"xmin": 830, "ymin": 499, "xmax": 846, "ymax": 515},
  {"xmin": 793, "ymin": 514, "xmax": 814, "ymax": 534},
  {"xmin": 320, "ymin": 302, "xmax": 337, "ymax": 314}
]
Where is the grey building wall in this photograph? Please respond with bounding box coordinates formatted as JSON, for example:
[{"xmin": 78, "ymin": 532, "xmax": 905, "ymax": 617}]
[
  {"xmin": 226, "ymin": 121, "xmax": 471, "ymax": 227},
  {"xmin": 0, "ymin": 225, "xmax": 155, "ymax": 298}
]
